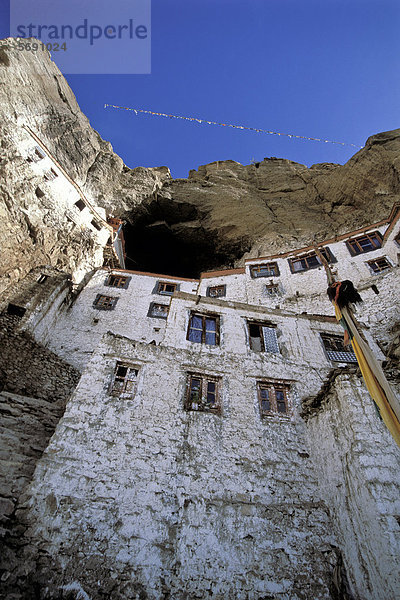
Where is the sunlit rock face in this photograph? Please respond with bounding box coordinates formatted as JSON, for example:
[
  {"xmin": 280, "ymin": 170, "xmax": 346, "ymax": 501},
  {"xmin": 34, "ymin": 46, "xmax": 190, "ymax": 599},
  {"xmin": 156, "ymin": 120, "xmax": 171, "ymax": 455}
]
[{"xmin": 1, "ymin": 38, "xmax": 400, "ymax": 283}]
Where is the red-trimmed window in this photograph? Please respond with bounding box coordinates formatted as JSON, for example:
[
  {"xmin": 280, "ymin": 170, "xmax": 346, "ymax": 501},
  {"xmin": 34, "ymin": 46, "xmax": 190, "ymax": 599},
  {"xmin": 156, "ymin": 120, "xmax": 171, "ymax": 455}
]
[{"xmin": 250, "ymin": 262, "xmax": 279, "ymax": 278}]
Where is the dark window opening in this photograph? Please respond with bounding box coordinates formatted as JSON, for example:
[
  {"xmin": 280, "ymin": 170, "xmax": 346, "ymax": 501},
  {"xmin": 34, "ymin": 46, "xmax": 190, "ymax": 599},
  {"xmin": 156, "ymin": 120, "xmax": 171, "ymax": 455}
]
[
  {"xmin": 91, "ymin": 220, "xmax": 102, "ymax": 231},
  {"xmin": 37, "ymin": 274, "xmax": 48, "ymax": 284},
  {"xmin": 185, "ymin": 373, "xmax": 221, "ymax": 413},
  {"xmin": 257, "ymin": 381, "xmax": 290, "ymax": 418},
  {"xmin": 75, "ymin": 199, "xmax": 86, "ymax": 211},
  {"xmin": 320, "ymin": 333, "xmax": 357, "ymax": 363},
  {"xmin": 367, "ymin": 257, "xmax": 391, "ymax": 273},
  {"xmin": 288, "ymin": 248, "xmax": 335, "ymax": 273},
  {"xmin": 110, "ymin": 361, "xmax": 139, "ymax": 398},
  {"xmin": 187, "ymin": 313, "xmax": 219, "ymax": 345},
  {"xmin": 207, "ymin": 285, "xmax": 226, "ymax": 298},
  {"xmin": 248, "ymin": 322, "xmax": 279, "ymax": 353},
  {"xmin": 371, "ymin": 284, "xmax": 379, "ymax": 295},
  {"xmin": 250, "ymin": 262, "xmax": 280, "ymax": 278},
  {"xmin": 35, "ymin": 187, "xmax": 45, "ymax": 198},
  {"xmin": 346, "ymin": 232, "xmax": 382, "ymax": 255},
  {"xmin": 6, "ymin": 304, "xmax": 26, "ymax": 317}
]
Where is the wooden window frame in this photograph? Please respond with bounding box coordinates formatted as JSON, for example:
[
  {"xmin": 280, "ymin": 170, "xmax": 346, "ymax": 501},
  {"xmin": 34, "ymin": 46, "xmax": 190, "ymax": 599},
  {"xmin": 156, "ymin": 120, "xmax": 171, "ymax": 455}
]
[
  {"xmin": 288, "ymin": 247, "xmax": 335, "ymax": 273},
  {"xmin": 366, "ymin": 257, "xmax": 391, "ymax": 273},
  {"xmin": 207, "ymin": 284, "xmax": 226, "ymax": 298},
  {"xmin": 187, "ymin": 312, "xmax": 220, "ymax": 346},
  {"xmin": 185, "ymin": 373, "xmax": 221, "ymax": 414},
  {"xmin": 148, "ymin": 302, "xmax": 169, "ymax": 319},
  {"xmin": 346, "ymin": 231, "xmax": 382, "ymax": 256},
  {"xmin": 265, "ymin": 282, "xmax": 280, "ymax": 295},
  {"xmin": 320, "ymin": 333, "xmax": 357, "ymax": 363},
  {"xmin": 257, "ymin": 381, "xmax": 291, "ymax": 418},
  {"xmin": 248, "ymin": 321, "xmax": 279, "ymax": 353},
  {"xmin": 105, "ymin": 274, "xmax": 131, "ymax": 289},
  {"xmin": 250, "ymin": 262, "xmax": 280, "ymax": 278},
  {"xmin": 93, "ymin": 294, "xmax": 119, "ymax": 310},
  {"xmin": 157, "ymin": 281, "xmax": 177, "ymax": 295},
  {"xmin": 110, "ymin": 361, "xmax": 139, "ymax": 398}
]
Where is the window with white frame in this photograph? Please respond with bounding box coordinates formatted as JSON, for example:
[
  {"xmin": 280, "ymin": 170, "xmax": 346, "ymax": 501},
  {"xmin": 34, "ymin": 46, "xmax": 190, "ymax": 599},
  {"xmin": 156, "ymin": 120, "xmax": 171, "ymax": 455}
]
[
  {"xmin": 110, "ymin": 362, "xmax": 139, "ymax": 398},
  {"xmin": 185, "ymin": 373, "xmax": 221, "ymax": 413},
  {"xmin": 248, "ymin": 322, "xmax": 279, "ymax": 353}
]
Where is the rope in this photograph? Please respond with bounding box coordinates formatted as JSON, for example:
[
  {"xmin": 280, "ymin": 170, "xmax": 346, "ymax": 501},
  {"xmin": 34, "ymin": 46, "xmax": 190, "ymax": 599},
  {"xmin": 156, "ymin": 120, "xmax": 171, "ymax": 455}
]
[{"xmin": 104, "ymin": 104, "xmax": 362, "ymax": 149}]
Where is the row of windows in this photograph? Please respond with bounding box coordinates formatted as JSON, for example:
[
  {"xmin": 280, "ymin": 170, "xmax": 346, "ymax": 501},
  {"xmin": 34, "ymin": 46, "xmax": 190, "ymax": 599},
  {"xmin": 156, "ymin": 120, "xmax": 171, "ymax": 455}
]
[
  {"xmin": 92, "ymin": 292, "xmax": 357, "ymax": 363},
  {"xmin": 250, "ymin": 243, "xmax": 392, "ymax": 278},
  {"xmin": 110, "ymin": 361, "xmax": 291, "ymax": 418}
]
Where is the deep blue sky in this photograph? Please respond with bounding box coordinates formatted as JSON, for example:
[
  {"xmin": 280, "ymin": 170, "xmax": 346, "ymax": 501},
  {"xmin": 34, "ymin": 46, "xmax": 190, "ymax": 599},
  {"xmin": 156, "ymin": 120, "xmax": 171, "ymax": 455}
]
[{"xmin": 2, "ymin": 1, "xmax": 399, "ymax": 178}]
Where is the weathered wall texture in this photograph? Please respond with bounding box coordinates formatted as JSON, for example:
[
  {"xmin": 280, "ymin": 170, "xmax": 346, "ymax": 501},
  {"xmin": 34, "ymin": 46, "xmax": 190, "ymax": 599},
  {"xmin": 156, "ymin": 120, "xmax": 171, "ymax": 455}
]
[
  {"xmin": 303, "ymin": 373, "xmax": 400, "ymax": 600},
  {"xmin": 12, "ymin": 334, "xmax": 339, "ymax": 600}
]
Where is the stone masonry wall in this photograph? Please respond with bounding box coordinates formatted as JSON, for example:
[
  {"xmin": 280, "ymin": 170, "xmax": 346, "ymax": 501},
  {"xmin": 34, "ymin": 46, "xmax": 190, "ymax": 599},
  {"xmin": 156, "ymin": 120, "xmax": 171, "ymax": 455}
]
[{"xmin": 303, "ymin": 373, "xmax": 400, "ymax": 600}]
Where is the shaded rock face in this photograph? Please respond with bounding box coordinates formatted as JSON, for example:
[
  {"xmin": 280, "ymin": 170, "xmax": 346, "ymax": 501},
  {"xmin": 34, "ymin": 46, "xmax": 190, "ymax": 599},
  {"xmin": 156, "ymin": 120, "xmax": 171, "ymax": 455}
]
[{"xmin": 1, "ymin": 37, "xmax": 400, "ymax": 281}]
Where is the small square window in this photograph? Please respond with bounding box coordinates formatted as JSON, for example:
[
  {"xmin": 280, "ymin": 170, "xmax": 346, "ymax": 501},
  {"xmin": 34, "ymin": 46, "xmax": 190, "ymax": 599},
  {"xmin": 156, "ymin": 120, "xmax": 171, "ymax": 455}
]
[
  {"xmin": 320, "ymin": 333, "xmax": 357, "ymax": 363},
  {"xmin": 187, "ymin": 313, "xmax": 220, "ymax": 345},
  {"xmin": 248, "ymin": 322, "xmax": 279, "ymax": 353},
  {"xmin": 75, "ymin": 199, "xmax": 86, "ymax": 211},
  {"xmin": 6, "ymin": 304, "xmax": 26, "ymax": 318},
  {"xmin": 157, "ymin": 281, "xmax": 177, "ymax": 295},
  {"xmin": 366, "ymin": 257, "xmax": 391, "ymax": 273},
  {"xmin": 250, "ymin": 262, "xmax": 280, "ymax": 278},
  {"xmin": 93, "ymin": 294, "xmax": 118, "ymax": 310},
  {"xmin": 37, "ymin": 274, "xmax": 48, "ymax": 284},
  {"xmin": 44, "ymin": 168, "xmax": 58, "ymax": 181},
  {"xmin": 148, "ymin": 303, "xmax": 169, "ymax": 319},
  {"xmin": 185, "ymin": 373, "xmax": 221, "ymax": 413},
  {"xmin": 106, "ymin": 274, "xmax": 130, "ymax": 288},
  {"xmin": 110, "ymin": 361, "xmax": 139, "ymax": 398},
  {"xmin": 257, "ymin": 381, "xmax": 290, "ymax": 418},
  {"xmin": 207, "ymin": 285, "xmax": 226, "ymax": 298},
  {"xmin": 346, "ymin": 232, "xmax": 382, "ymax": 255}
]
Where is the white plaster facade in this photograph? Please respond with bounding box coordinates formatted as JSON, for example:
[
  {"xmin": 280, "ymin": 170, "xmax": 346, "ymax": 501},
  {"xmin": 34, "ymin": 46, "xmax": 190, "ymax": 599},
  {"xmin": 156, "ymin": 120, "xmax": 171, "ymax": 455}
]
[{"xmin": 12, "ymin": 204, "xmax": 400, "ymax": 599}]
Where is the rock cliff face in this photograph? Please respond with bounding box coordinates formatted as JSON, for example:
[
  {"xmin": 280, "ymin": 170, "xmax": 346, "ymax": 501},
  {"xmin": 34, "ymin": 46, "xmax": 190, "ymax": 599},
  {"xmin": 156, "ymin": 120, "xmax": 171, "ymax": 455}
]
[{"xmin": 1, "ymin": 38, "xmax": 400, "ymax": 283}]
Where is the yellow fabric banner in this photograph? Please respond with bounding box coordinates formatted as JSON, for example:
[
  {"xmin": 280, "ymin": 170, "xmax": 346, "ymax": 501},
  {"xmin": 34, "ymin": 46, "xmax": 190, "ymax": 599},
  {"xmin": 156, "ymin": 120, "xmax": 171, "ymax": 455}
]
[{"xmin": 335, "ymin": 304, "xmax": 400, "ymax": 448}]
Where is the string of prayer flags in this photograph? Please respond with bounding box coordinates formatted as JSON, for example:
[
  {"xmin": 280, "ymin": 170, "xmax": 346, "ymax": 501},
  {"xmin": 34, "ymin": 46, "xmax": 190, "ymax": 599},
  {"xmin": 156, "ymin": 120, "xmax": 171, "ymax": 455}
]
[{"xmin": 104, "ymin": 104, "xmax": 362, "ymax": 149}]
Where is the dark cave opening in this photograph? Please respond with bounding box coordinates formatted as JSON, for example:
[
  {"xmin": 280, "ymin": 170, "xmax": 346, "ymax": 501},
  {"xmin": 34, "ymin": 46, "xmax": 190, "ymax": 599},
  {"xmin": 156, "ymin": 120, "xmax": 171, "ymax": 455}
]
[{"xmin": 121, "ymin": 199, "xmax": 250, "ymax": 278}]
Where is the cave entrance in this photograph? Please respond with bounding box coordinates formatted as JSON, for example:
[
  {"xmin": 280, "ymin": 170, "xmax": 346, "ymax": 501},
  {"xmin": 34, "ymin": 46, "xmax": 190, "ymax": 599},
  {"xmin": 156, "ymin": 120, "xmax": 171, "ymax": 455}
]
[{"xmin": 121, "ymin": 197, "xmax": 249, "ymax": 278}]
